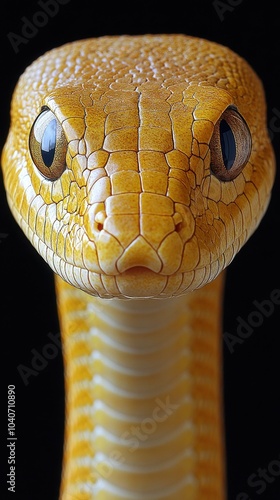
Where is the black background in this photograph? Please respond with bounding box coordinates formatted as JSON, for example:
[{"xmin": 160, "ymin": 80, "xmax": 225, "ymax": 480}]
[{"xmin": 1, "ymin": 1, "xmax": 280, "ymax": 499}]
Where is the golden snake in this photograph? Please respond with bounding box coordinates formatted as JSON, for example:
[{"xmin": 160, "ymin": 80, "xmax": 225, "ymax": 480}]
[{"xmin": 1, "ymin": 34, "xmax": 275, "ymax": 499}]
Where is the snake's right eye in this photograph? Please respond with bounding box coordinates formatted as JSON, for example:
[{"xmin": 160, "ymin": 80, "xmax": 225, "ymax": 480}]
[{"xmin": 29, "ymin": 107, "xmax": 67, "ymax": 180}]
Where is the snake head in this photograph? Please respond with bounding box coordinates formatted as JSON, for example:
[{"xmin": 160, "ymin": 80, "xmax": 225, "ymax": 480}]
[{"xmin": 1, "ymin": 35, "xmax": 275, "ymax": 298}]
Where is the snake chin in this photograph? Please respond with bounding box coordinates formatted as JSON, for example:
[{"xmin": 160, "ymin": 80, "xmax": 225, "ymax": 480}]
[
  {"xmin": 63, "ymin": 262, "xmax": 220, "ymax": 300},
  {"xmin": 115, "ymin": 267, "xmax": 169, "ymax": 299},
  {"xmin": 80, "ymin": 266, "xmax": 180, "ymax": 299},
  {"xmin": 103, "ymin": 266, "xmax": 192, "ymax": 299}
]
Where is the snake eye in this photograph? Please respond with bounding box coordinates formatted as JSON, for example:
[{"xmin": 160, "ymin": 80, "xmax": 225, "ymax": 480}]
[
  {"xmin": 29, "ymin": 107, "xmax": 67, "ymax": 180},
  {"xmin": 210, "ymin": 107, "xmax": 252, "ymax": 181}
]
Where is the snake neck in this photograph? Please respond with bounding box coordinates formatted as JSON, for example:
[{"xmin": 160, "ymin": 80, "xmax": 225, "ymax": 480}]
[{"xmin": 55, "ymin": 273, "xmax": 226, "ymax": 500}]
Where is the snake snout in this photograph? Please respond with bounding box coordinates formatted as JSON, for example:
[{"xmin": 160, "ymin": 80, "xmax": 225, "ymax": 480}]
[
  {"xmin": 116, "ymin": 235, "xmax": 162, "ymax": 273},
  {"xmin": 94, "ymin": 209, "xmax": 184, "ymax": 276}
]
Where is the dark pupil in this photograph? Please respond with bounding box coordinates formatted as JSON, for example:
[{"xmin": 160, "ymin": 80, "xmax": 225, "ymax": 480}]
[
  {"xmin": 220, "ymin": 119, "xmax": 236, "ymax": 170},
  {"xmin": 41, "ymin": 118, "xmax": 57, "ymax": 167}
]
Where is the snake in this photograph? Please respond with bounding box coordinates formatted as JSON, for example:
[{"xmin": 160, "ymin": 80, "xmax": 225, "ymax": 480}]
[{"xmin": 1, "ymin": 34, "xmax": 275, "ymax": 499}]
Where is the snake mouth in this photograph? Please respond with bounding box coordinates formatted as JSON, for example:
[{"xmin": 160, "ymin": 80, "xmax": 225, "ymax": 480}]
[{"xmin": 115, "ymin": 267, "xmax": 170, "ymax": 299}]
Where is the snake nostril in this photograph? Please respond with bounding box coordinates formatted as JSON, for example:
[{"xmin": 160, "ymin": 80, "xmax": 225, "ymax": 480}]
[
  {"xmin": 173, "ymin": 212, "xmax": 183, "ymax": 232},
  {"xmin": 94, "ymin": 210, "xmax": 106, "ymax": 232}
]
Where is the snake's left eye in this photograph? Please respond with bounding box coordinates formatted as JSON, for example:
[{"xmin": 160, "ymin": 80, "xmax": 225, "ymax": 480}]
[
  {"xmin": 29, "ymin": 107, "xmax": 67, "ymax": 180},
  {"xmin": 210, "ymin": 107, "xmax": 252, "ymax": 181}
]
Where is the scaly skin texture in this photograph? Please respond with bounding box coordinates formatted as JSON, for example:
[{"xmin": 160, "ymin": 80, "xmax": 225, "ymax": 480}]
[{"xmin": 1, "ymin": 34, "xmax": 275, "ymax": 499}]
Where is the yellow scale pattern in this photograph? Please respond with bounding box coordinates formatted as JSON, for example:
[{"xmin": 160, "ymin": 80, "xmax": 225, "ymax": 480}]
[
  {"xmin": 1, "ymin": 34, "xmax": 275, "ymax": 499},
  {"xmin": 56, "ymin": 274, "xmax": 225, "ymax": 499},
  {"xmin": 2, "ymin": 35, "xmax": 274, "ymax": 299}
]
